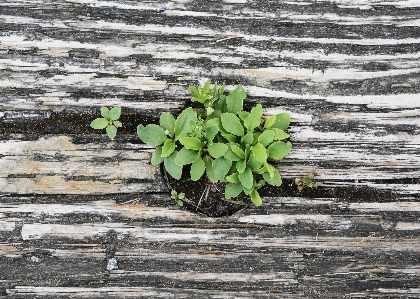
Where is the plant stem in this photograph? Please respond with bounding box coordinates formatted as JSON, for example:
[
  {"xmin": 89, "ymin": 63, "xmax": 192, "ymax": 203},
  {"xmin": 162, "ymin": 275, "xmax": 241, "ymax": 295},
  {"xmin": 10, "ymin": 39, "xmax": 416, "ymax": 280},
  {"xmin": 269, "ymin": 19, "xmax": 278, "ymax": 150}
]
[{"xmin": 197, "ymin": 184, "xmax": 211, "ymax": 211}]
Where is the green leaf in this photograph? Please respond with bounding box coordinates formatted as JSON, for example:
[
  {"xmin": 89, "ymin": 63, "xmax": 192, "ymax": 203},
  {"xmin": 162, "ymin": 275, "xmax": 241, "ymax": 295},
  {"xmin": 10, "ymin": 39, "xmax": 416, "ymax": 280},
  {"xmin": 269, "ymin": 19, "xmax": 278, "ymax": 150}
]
[
  {"xmin": 254, "ymin": 165, "xmax": 267, "ymax": 175},
  {"xmin": 226, "ymin": 85, "xmax": 246, "ymax": 114},
  {"xmin": 203, "ymin": 80, "xmax": 211, "ymax": 93},
  {"xmin": 250, "ymin": 189, "xmax": 262, "ymax": 206},
  {"xmin": 225, "ymin": 172, "xmax": 240, "ymax": 183},
  {"xmin": 265, "ymin": 113, "xmax": 291, "ymax": 130},
  {"xmin": 224, "ymin": 144, "xmax": 241, "ymax": 161},
  {"xmin": 238, "ymin": 111, "xmax": 249, "ymax": 120},
  {"xmin": 206, "ymin": 117, "xmax": 221, "ymax": 127},
  {"xmin": 220, "ymin": 131, "xmax": 237, "ymax": 143},
  {"xmin": 106, "ymin": 125, "xmax": 117, "ymax": 139},
  {"xmin": 272, "ymin": 128, "xmax": 290, "ymax": 140},
  {"xmin": 212, "ymin": 157, "xmax": 232, "ymax": 181},
  {"xmin": 100, "ymin": 107, "xmax": 110, "ymax": 119},
  {"xmin": 247, "ymin": 154, "xmax": 263, "ymax": 170},
  {"xmin": 267, "ymin": 141, "xmax": 292, "ymax": 160},
  {"xmin": 251, "ymin": 143, "xmax": 268, "ymax": 163},
  {"xmin": 225, "ymin": 183, "xmax": 243, "ymax": 199},
  {"xmin": 189, "ymin": 86, "xmax": 201, "ymax": 99},
  {"xmin": 243, "ymin": 187, "xmax": 253, "ymax": 195},
  {"xmin": 175, "ymin": 147, "xmax": 199, "ymax": 166},
  {"xmin": 264, "ymin": 115, "xmax": 276, "ymax": 129},
  {"xmin": 208, "ymin": 143, "xmax": 228, "ymax": 158},
  {"xmin": 221, "ymin": 113, "xmax": 244, "ymax": 136},
  {"xmin": 204, "ymin": 124, "xmax": 219, "ymax": 142},
  {"xmin": 164, "ymin": 150, "xmax": 183, "ymax": 180},
  {"xmin": 256, "ymin": 179, "xmax": 266, "ymax": 188},
  {"xmin": 230, "ymin": 144, "xmax": 245, "ymax": 159},
  {"xmin": 204, "ymin": 155, "xmax": 217, "ymax": 183},
  {"xmin": 264, "ymin": 162, "xmax": 275, "ymax": 179},
  {"xmin": 161, "ymin": 139, "xmax": 176, "ymax": 157},
  {"xmin": 191, "ymin": 157, "xmax": 205, "ymax": 181},
  {"xmin": 236, "ymin": 159, "xmax": 247, "ymax": 173},
  {"xmin": 109, "ymin": 107, "xmax": 121, "ymax": 120},
  {"xmin": 160, "ymin": 112, "xmax": 176, "ymax": 137},
  {"xmin": 179, "ymin": 137, "xmax": 205, "ymax": 150},
  {"xmin": 90, "ymin": 118, "xmax": 109, "ymax": 130},
  {"xmin": 212, "ymin": 82, "xmax": 218, "ymax": 98},
  {"xmin": 174, "ymin": 107, "xmax": 197, "ymax": 140},
  {"xmin": 214, "ymin": 97, "xmax": 227, "ymax": 113},
  {"xmin": 276, "ymin": 113, "xmax": 291, "ymax": 130},
  {"xmin": 151, "ymin": 146, "xmax": 164, "ymax": 166},
  {"xmin": 253, "ymin": 132, "xmax": 261, "ymax": 143},
  {"xmin": 206, "ymin": 107, "xmax": 215, "ymax": 116},
  {"xmin": 208, "ymin": 118, "xmax": 236, "ymax": 142},
  {"xmin": 245, "ymin": 144, "xmax": 251, "ymax": 160},
  {"xmin": 258, "ymin": 130, "xmax": 275, "ymax": 147},
  {"xmin": 227, "ymin": 160, "xmax": 237, "ymax": 175},
  {"xmin": 137, "ymin": 124, "xmax": 167, "ymax": 146},
  {"xmin": 263, "ymin": 169, "xmax": 282, "ymax": 186},
  {"xmin": 113, "ymin": 120, "xmax": 122, "ymax": 128},
  {"xmin": 238, "ymin": 167, "xmax": 253, "ymax": 189},
  {"xmin": 219, "ymin": 83, "xmax": 225, "ymax": 97},
  {"xmin": 244, "ymin": 104, "xmax": 263, "ymax": 131},
  {"xmin": 241, "ymin": 131, "xmax": 254, "ymax": 145}
]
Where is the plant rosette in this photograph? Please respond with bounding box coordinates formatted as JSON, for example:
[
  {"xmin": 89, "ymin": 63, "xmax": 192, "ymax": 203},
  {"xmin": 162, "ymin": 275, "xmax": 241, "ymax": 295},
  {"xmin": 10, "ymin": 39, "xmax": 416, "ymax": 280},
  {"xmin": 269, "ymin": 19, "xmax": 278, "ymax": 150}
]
[
  {"xmin": 137, "ymin": 81, "xmax": 292, "ymax": 214},
  {"xmin": 90, "ymin": 106, "xmax": 122, "ymax": 139}
]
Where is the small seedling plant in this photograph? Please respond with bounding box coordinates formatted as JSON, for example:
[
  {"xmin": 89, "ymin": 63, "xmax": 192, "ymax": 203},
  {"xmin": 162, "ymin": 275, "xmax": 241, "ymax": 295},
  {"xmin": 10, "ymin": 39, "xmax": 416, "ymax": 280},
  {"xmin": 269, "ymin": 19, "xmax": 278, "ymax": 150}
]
[
  {"xmin": 295, "ymin": 173, "xmax": 322, "ymax": 192},
  {"xmin": 170, "ymin": 190, "xmax": 185, "ymax": 207},
  {"xmin": 137, "ymin": 81, "xmax": 292, "ymax": 206},
  {"xmin": 90, "ymin": 106, "xmax": 122, "ymax": 139}
]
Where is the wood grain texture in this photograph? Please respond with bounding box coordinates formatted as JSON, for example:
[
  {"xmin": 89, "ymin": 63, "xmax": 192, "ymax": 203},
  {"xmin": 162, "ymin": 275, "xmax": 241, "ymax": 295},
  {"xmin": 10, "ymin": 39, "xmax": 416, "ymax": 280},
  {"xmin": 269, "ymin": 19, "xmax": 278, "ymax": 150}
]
[
  {"xmin": 0, "ymin": 0, "xmax": 419, "ymax": 298},
  {"xmin": 0, "ymin": 135, "xmax": 165, "ymax": 194}
]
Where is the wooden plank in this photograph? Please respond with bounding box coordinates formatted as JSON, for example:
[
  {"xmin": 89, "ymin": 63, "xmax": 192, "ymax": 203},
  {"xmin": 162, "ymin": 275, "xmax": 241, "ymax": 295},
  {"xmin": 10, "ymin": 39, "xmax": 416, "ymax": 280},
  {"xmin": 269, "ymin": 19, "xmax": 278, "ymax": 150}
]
[
  {"xmin": 1, "ymin": 0, "xmax": 420, "ymax": 298},
  {"xmin": 0, "ymin": 133, "xmax": 418, "ymax": 195},
  {"xmin": 0, "ymin": 0, "xmax": 418, "ymax": 195},
  {"xmin": 0, "ymin": 135, "xmax": 166, "ymax": 194},
  {"xmin": 0, "ymin": 194, "xmax": 419, "ymax": 297},
  {"xmin": 5, "ymin": 286, "xmax": 306, "ymax": 299}
]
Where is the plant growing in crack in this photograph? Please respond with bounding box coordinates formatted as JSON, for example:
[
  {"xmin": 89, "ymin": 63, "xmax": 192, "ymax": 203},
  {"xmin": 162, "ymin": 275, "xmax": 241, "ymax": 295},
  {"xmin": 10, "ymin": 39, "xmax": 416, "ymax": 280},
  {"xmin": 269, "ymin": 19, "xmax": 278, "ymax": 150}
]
[
  {"xmin": 137, "ymin": 81, "xmax": 292, "ymax": 206},
  {"xmin": 90, "ymin": 106, "xmax": 122, "ymax": 139},
  {"xmin": 295, "ymin": 173, "xmax": 322, "ymax": 192},
  {"xmin": 170, "ymin": 190, "xmax": 185, "ymax": 207}
]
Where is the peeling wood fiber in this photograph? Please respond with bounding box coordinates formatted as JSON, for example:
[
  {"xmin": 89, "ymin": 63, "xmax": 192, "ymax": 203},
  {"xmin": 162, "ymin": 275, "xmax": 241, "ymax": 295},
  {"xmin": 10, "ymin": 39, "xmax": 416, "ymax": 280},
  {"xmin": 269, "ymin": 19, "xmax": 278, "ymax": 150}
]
[{"xmin": 0, "ymin": 0, "xmax": 420, "ymax": 298}]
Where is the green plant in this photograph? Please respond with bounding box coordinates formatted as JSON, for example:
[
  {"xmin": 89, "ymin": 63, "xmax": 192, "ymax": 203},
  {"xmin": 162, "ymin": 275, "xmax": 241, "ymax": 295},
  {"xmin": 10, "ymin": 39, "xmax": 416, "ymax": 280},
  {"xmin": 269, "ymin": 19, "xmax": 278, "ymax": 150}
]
[
  {"xmin": 170, "ymin": 190, "xmax": 185, "ymax": 206},
  {"xmin": 137, "ymin": 81, "xmax": 292, "ymax": 206},
  {"xmin": 90, "ymin": 107, "xmax": 122, "ymax": 139},
  {"xmin": 295, "ymin": 173, "xmax": 322, "ymax": 192}
]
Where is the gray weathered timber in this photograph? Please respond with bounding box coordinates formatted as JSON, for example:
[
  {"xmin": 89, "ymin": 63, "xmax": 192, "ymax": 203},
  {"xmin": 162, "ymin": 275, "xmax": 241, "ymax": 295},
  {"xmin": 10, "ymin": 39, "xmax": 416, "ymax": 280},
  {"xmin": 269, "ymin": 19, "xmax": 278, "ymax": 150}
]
[{"xmin": 0, "ymin": 0, "xmax": 419, "ymax": 298}]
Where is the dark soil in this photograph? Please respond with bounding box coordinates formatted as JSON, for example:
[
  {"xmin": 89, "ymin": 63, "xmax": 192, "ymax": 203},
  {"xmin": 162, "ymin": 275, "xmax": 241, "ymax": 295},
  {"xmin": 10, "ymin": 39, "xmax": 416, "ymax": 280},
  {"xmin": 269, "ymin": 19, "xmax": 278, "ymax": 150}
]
[
  {"xmin": 162, "ymin": 165, "xmax": 252, "ymax": 217},
  {"xmin": 163, "ymin": 162, "xmax": 402, "ymax": 217},
  {"xmin": 0, "ymin": 110, "xmax": 159, "ymax": 136}
]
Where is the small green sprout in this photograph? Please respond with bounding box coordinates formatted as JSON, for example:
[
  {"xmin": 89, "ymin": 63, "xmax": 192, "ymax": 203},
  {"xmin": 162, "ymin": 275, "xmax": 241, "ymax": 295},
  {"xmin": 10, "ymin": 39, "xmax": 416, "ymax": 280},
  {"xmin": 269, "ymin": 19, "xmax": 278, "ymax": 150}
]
[
  {"xmin": 90, "ymin": 107, "xmax": 122, "ymax": 139},
  {"xmin": 170, "ymin": 190, "xmax": 185, "ymax": 207},
  {"xmin": 295, "ymin": 173, "xmax": 322, "ymax": 192}
]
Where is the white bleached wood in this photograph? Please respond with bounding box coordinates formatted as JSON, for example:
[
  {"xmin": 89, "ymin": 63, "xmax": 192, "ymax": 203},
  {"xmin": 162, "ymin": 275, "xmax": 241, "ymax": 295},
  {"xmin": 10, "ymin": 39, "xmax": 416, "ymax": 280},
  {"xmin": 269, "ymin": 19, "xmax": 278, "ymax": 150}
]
[
  {"xmin": 1, "ymin": 0, "xmax": 419, "ymax": 298},
  {"xmin": 0, "ymin": 136, "xmax": 164, "ymax": 194}
]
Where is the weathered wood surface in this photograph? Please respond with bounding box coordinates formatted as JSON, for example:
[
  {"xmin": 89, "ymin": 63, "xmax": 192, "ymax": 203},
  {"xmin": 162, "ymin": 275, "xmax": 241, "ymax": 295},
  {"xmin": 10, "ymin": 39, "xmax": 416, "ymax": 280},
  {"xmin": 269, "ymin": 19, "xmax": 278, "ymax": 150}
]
[{"xmin": 1, "ymin": 0, "xmax": 420, "ymax": 298}]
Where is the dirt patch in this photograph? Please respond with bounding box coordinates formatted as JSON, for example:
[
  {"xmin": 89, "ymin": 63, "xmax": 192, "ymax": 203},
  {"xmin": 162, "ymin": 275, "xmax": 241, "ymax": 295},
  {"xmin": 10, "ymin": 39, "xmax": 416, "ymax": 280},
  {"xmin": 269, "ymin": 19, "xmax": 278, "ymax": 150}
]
[
  {"xmin": 162, "ymin": 165, "xmax": 252, "ymax": 217},
  {"xmin": 0, "ymin": 110, "xmax": 159, "ymax": 136},
  {"xmin": 163, "ymin": 165, "xmax": 401, "ymax": 217}
]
